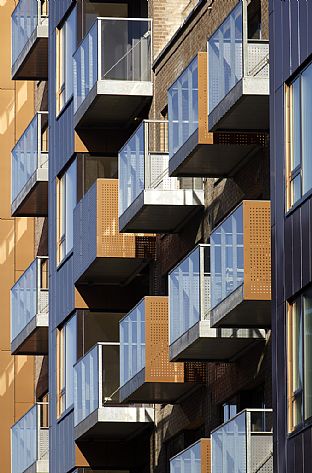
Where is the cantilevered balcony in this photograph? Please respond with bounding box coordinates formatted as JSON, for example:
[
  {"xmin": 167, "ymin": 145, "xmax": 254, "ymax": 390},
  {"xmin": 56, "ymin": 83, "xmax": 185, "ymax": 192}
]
[
  {"xmin": 11, "ymin": 257, "xmax": 48, "ymax": 355},
  {"xmin": 12, "ymin": 0, "xmax": 48, "ymax": 80},
  {"xmin": 119, "ymin": 120, "xmax": 204, "ymax": 233},
  {"xmin": 12, "ymin": 403, "xmax": 49, "ymax": 473},
  {"xmin": 210, "ymin": 200, "xmax": 271, "ymax": 328},
  {"xmin": 169, "ymin": 244, "xmax": 265, "ymax": 362},
  {"xmin": 211, "ymin": 409, "xmax": 273, "ymax": 473},
  {"xmin": 74, "ymin": 342, "xmax": 154, "ymax": 442},
  {"xmin": 119, "ymin": 296, "xmax": 206, "ymax": 404},
  {"xmin": 11, "ymin": 112, "xmax": 48, "ymax": 217},
  {"xmin": 73, "ymin": 179, "xmax": 155, "ymax": 286},
  {"xmin": 170, "ymin": 439, "xmax": 211, "ymax": 473},
  {"xmin": 73, "ymin": 17, "xmax": 153, "ymax": 130},
  {"xmin": 208, "ymin": 1, "xmax": 269, "ymax": 131},
  {"xmin": 168, "ymin": 54, "xmax": 268, "ymax": 178}
]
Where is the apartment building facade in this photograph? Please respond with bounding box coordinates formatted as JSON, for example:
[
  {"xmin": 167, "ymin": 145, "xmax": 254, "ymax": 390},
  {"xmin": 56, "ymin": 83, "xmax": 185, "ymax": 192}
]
[
  {"xmin": 8, "ymin": 0, "xmax": 273, "ymax": 472},
  {"xmin": 270, "ymin": 1, "xmax": 312, "ymax": 472}
]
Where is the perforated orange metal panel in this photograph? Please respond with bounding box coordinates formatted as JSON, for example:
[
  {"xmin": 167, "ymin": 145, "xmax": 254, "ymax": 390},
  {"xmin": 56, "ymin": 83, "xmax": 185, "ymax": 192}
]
[
  {"xmin": 145, "ymin": 296, "xmax": 184, "ymax": 383},
  {"xmin": 243, "ymin": 201, "xmax": 271, "ymax": 301},
  {"xmin": 198, "ymin": 52, "xmax": 209, "ymax": 144},
  {"xmin": 96, "ymin": 179, "xmax": 155, "ymax": 259},
  {"xmin": 201, "ymin": 439, "xmax": 211, "ymax": 473}
]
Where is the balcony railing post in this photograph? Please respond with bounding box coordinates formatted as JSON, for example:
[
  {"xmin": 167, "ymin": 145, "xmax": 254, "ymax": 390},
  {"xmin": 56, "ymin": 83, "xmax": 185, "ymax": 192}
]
[
  {"xmin": 246, "ymin": 410, "xmax": 251, "ymax": 473},
  {"xmin": 37, "ymin": 113, "xmax": 41, "ymax": 169},
  {"xmin": 144, "ymin": 121, "xmax": 150, "ymax": 188},
  {"xmin": 36, "ymin": 403, "xmax": 40, "ymax": 464},
  {"xmin": 242, "ymin": 0, "xmax": 249, "ymax": 77},
  {"xmin": 36, "ymin": 258, "xmax": 40, "ymax": 316},
  {"xmin": 98, "ymin": 344, "xmax": 102, "ymax": 410},
  {"xmin": 97, "ymin": 19, "xmax": 101, "ymax": 82}
]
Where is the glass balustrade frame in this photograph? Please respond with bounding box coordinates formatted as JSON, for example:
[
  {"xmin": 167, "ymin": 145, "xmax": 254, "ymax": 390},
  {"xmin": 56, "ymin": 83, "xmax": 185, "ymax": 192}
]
[
  {"xmin": 73, "ymin": 17, "xmax": 153, "ymax": 114},
  {"xmin": 11, "ymin": 256, "xmax": 49, "ymax": 344},
  {"xmin": 208, "ymin": 0, "xmax": 269, "ymax": 115},
  {"xmin": 11, "ymin": 402, "xmax": 49, "ymax": 473},
  {"xmin": 170, "ymin": 438, "xmax": 211, "ymax": 473},
  {"xmin": 211, "ymin": 408, "xmax": 273, "ymax": 473},
  {"xmin": 11, "ymin": 111, "xmax": 48, "ymax": 209}
]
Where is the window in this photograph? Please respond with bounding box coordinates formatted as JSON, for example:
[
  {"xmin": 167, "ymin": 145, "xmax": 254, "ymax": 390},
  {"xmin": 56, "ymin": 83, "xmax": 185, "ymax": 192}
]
[
  {"xmin": 57, "ymin": 160, "xmax": 77, "ymax": 264},
  {"xmin": 56, "ymin": 7, "xmax": 77, "ymax": 114},
  {"xmin": 286, "ymin": 61, "xmax": 312, "ymax": 210},
  {"xmin": 57, "ymin": 315, "xmax": 77, "ymax": 417},
  {"xmin": 288, "ymin": 287, "xmax": 312, "ymax": 431}
]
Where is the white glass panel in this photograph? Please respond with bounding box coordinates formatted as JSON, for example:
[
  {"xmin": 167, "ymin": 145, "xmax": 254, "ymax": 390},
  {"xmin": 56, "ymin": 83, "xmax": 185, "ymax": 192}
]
[
  {"xmin": 170, "ymin": 441, "xmax": 201, "ymax": 473},
  {"xmin": 120, "ymin": 300, "xmax": 145, "ymax": 386},
  {"xmin": 168, "ymin": 57, "xmax": 199, "ymax": 157},
  {"xmin": 208, "ymin": 3, "xmax": 243, "ymax": 113},
  {"xmin": 211, "ymin": 205, "xmax": 244, "ymax": 309}
]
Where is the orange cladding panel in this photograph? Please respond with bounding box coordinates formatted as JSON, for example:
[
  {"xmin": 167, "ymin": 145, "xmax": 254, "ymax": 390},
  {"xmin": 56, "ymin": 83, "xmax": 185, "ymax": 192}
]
[
  {"xmin": 145, "ymin": 296, "xmax": 184, "ymax": 383},
  {"xmin": 201, "ymin": 438, "xmax": 211, "ymax": 473},
  {"xmin": 243, "ymin": 200, "xmax": 271, "ymax": 301}
]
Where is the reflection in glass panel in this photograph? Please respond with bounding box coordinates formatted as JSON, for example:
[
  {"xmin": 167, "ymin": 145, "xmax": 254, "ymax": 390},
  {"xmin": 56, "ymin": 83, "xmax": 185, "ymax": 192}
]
[
  {"xmin": 170, "ymin": 441, "xmax": 201, "ymax": 473},
  {"xmin": 120, "ymin": 300, "xmax": 145, "ymax": 386},
  {"xmin": 304, "ymin": 291, "xmax": 312, "ymax": 420},
  {"xmin": 168, "ymin": 57, "xmax": 199, "ymax": 157},
  {"xmin": 301, "ymin": 64, "xmax": 312, "ymax": 195},
  {"xmin": 211, "ymin": 205, "xmax": 244, "ymax": 309},
  {"xmin": 208, "ymin": 3, "xmax": 243, "ymax": 112},
  {"xmin": 292, "ymin": 301, "xmax": 303, "ymax": 426},
  {"xmin": 291, "ymin": 174, "xmax": 301, "ymax": 207}
]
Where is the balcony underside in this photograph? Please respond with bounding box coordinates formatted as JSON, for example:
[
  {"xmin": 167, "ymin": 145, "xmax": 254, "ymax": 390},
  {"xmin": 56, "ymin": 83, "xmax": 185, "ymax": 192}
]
[
  {"xmin": 169, "ymin": 129, "xmax": 262, "ymax": 178},
  {"xmin": 75, "ymin": 256, "xmax": 149, "ymax": 286},
  {"xmin": 210, "ymin": 284, "xmax": 271, "ymax": 328},
  {"xmin": 12, "ymin": 25, "xmax": 48, "ymax": 80},
  {"xmin": 24, "ymin": 460, "xmax": 49, "ymax": 473},
  {"xmin": 119, "ymin": 368, "xmax": 197, "ymax": 404},
  {"xmin": 119, "ymin": 189, "xmax": 204, "ymax": 233},
  {"xmin": 74, "ymin": 80, "xmax": 153, "ymax": 130},
  {"xmin": 169, "ymin": 320, "xmax": 265, "ymax": 362},
  {"xmin": 75, "ymin": 406, "xmax": 154, "ymax": 442},
  {"xmin": 11, "ymin": 314, "xmax": 48, "ymax": 355},
  {"xmin": 11, "ymin": 171, "xmax": 48, "ymax": 217},
  {"xmin": 208, "ymin": 78, "xmax": 269, "ymax": 131}
]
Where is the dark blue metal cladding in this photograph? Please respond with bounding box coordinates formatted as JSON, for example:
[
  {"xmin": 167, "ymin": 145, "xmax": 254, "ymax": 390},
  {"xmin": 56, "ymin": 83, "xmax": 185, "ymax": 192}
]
[
  {"xmin": 49, "ymin": 1, "xmax": 77, "ymax": 472},
  {"xmin": 270, "ymin": 0, "xmax": 312, "ymax": 472}
]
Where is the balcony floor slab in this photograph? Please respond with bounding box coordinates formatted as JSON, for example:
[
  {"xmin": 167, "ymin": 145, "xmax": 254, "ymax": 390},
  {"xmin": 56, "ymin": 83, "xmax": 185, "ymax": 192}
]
[
  {"xmin": 210, "ymin": 284, "xmax": 271, "ymax": 328},
  {"xmin": 74, "ymin": 80, "xmax": 153, "ymax": 129},
  {"xmin": 119, "ymin": 189, "xmax": 204, "ymax": 233},
  {"xmin": 208, "ymin": 77, "xmax": 269, "ymax": 131},
  {"xmin": 169, "ymin": 320, "xmax": 265, "ymax": 362},
  {"xmin": 12, "ymin": 23, "xmax": 48, "ymax": 80},
  {"xmin": 11, "ymin": 313, "xmax": 48, "ymax": 355},
  {"xmin": 11, "ymin": 168, "xmax": 48, "ymax": 217},
  {"xmin": 74, "ymin": 405, "xmax": 154, "ymax": 442}
]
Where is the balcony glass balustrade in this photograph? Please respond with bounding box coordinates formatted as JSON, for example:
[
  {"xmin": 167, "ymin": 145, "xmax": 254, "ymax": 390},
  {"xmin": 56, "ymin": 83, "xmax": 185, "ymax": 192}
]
[
  {"xmin": 208, "ymin": 1, "xmax": 269, "ymax": 130},
  {"xmin": 211, "ymin": 409, "xmax": 273, "ymax": 473},
  {"xmin": 11, "ymin": 257, "xmax": 48, "ymax": 355},
  {"xmin": 73, "ymin": 17, "xmax": 152, "ymax": 128},
  {"xmin": 170, "ymin": 439, "xmax": 211, "ymax": 473},
  {"xmin": 12, "ymin": 402, "xmax": 49, "ymax": 473},
  {"xmin": 12, "ymin": 0, "xmax": 49, "ymax": 79},
  {"xmin": 11, "ymin": 112, "xmax": 48, "ymax": 216},
  {"xmin": 74, "ymin": 342, "xmax": 153, "ymax": 441},
  {"xmin": 118, "ymin": 120, "xmax": 204, "ymax": 233}
]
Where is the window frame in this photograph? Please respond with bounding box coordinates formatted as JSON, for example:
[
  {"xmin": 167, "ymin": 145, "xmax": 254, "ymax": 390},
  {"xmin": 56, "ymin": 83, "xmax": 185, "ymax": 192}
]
[
  {"xmin": 288, "ymin": 287, "xmax": 312, "ymax": 433},
  {"xmin": 286, "ymin": 61, "xmax": 312, "ymax": 211},
  {"xmin": 56, "ymin": 6, "xmax": 77, "ymax": 116},
  {"xmin": 56, "ymin": 159, "xmax": 77, "ymax": 266},
  {"xmin": 56, "ymin": 315, "xmax": 77, "ymax": 418}
]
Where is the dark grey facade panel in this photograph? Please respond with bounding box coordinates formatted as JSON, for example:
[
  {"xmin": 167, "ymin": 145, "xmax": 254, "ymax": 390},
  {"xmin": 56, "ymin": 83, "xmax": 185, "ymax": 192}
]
[{"xmin": 271, "ymin": 0, "xmax": 312, "ymax": 472}]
